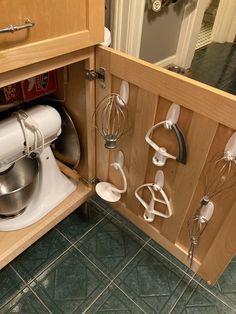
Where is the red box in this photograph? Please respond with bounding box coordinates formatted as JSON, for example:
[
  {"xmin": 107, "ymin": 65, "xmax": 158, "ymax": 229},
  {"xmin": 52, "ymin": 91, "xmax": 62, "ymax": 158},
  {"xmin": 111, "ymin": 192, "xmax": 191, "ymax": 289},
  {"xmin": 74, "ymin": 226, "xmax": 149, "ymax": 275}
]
[{"xmin": 21, "ymin": 71, "xmax": 57, "ymax": 101}]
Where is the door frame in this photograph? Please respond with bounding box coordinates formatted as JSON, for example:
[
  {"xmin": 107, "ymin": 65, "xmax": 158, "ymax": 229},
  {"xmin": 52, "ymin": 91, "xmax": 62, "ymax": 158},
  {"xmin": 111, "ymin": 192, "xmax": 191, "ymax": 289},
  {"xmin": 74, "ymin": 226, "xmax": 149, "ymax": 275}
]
[
  {"xmin": 175, "ymin": 0, "xmax": 236, "ymax": 69},
  {"xmin": 175, "ymin": 0, "xmax": 211, "ymax": 69},
  {"xmin": 211, "ymin": 0, "xmax": 236, "ymax": 43},
  {"xmin": 110, "ymin": 0, "xmax": 145, "ymax": 58}
]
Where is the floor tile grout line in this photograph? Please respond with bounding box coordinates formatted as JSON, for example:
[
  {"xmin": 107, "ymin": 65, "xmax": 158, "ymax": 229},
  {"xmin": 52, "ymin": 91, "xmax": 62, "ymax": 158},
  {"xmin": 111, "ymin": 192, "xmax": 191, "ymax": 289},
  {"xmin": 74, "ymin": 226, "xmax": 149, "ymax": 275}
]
[
  {"xmin": 90, "ymin": 200, "xmax": 195, "ymax": 282},
  {"xmin": 72, "ymin": 237, "xmax": 149, "ymax": 284},
  {"xmin": 26, "ymin": 285, "xmax": 53, "ymax": 314},
  {"xmin": 169, "ymin": 275, "xmax": 236, "ymax": 314},
  {"xmin": 111, "ymin": 240, "xmax": 149, "ymax": 282},
  {"xmin": 168, "ymin": 277, "xmax": 195, "ymax": 314},
  {"xmin": 82, "ymin": 276, "xmax": 148, "ymax": 313},
  {"xmin": 82, "ymin": 282, "xmax": 113, "ymax": 314},
  {"xmin": 106, "ymin": 211, "xmax": 150, "ymax": 243},
  {"xmin": 11, "ymin": 244, "xmax": 75, "ymax": 288},
  {"xmin": 189, "ymin": 275, "xmax": 236, "ymax": 312},
  {"xmin": 71, "ymin": 243, "xmax": 113, "ymax": 281},
  {"xmin": 54, "ymin": 211, "xmax": 110, "ymax": 245},
  {"xmin": 73, "ymin": 212, "xmax": 111, "ymax": 245},
  {"xmin": 8, "ymin": 265, "xmax": 53, "ymax": 313},
  {"xmin": 0, "ymin": 265, "xmax": 27, "ymax": 310},
  {"xmin": 58, "ymin": 206, "xmax": 193, "ymax": 287},
  {"xmin": 113, "ymin": 282, "xmax": 147, "ymax": 314},
  {"xmin": 89, "ymin": 197, "xmax": 150, "ymax": 244},
  {"xmin": 3, "ymin": 203, "xmax": 146, "ymax": 310},
  {"xmin": 145, "ymin": 241, "xmax": 195, "ymax": 280},
  {"xmin": 88, "ymin": 199, "xmax": 113, "ymax": 215}
]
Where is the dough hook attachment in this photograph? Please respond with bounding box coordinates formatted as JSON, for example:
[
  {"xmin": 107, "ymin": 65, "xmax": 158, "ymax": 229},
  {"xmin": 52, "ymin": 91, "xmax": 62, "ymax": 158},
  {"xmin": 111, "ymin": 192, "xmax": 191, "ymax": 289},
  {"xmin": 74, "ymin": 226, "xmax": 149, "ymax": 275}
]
[
  {"xmin": 145, "ymin": 103, "xmax": 187, "ymax": 167},
  {"xmin": 95, "ymin": 151, "xmax": 127, "ymax": 202},
  {"xmin": 135, "ymin": 170, "xmax": 172, "ymax": 222}
]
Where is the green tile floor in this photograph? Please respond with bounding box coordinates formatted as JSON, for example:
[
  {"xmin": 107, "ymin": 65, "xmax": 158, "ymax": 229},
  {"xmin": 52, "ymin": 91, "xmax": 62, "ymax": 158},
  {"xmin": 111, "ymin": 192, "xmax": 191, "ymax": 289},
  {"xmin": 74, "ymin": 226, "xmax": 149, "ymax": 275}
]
[
  {"xmin": 0, "ymin": 195, "xmax": 235, "ymax": 313},
  {"xmin": 191, "ymin": 42, "xmax": 236, "ymax": 95}
]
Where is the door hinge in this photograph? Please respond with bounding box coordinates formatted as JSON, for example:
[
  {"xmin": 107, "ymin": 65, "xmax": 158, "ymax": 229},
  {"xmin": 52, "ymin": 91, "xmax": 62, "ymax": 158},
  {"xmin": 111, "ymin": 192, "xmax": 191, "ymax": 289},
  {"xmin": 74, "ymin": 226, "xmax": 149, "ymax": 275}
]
[{"xmin": 85, "ymin": 67, "xmax": 106, "ymax": 89}]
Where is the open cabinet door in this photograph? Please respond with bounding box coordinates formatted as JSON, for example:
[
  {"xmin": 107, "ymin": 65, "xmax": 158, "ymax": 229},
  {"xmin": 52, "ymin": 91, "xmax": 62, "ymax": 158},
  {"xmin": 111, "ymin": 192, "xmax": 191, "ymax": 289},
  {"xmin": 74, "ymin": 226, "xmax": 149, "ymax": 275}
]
[{"xmin": 95, "ymin": 45, "xmax": 236, "ymax": 285}]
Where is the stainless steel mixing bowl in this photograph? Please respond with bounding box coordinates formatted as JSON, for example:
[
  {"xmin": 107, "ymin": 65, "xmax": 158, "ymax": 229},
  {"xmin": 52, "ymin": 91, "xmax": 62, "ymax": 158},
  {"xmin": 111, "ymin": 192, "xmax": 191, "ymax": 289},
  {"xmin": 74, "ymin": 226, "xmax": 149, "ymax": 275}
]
[{"xmin": 0, "ymin": 158, "xmax": 39, "ymax": 217}]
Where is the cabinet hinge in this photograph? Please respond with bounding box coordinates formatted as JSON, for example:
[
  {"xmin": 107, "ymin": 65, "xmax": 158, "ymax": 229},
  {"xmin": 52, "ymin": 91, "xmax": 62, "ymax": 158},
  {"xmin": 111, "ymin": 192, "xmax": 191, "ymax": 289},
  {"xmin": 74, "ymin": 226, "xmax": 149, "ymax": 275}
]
[
  {"xmin": 90, "ymin": 177, "xmax": 100, "ymax": 185},
  {"xmin": 85, "ymin": 67, "xmax": 106, "ymax": 89}
]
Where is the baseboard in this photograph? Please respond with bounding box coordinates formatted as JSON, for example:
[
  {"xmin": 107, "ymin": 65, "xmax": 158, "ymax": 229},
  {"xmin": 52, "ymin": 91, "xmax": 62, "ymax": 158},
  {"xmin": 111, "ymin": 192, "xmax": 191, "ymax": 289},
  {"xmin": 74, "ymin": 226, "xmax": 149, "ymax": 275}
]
[{"xmin": 155, "ymin": 54, "xmax": 176, "ymax": 67}]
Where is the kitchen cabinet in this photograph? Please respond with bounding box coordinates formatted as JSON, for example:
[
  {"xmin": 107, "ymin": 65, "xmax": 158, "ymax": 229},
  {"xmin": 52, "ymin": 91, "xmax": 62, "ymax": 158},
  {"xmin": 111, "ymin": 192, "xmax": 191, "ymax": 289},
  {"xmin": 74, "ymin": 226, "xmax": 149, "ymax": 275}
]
[
  {"xmin": 0, "ymin": 2, "xmax": 236, "ymax": 285},
  {"xmin": 0, "ymin": 0, "xmax": 104, "ymax": 73}
]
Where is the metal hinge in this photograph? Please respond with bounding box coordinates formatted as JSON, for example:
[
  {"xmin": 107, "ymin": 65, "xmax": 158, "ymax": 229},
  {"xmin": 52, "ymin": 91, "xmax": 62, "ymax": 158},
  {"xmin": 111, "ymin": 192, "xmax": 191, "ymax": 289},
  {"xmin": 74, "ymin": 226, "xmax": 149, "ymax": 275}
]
[
  {"xmin": 90, "ymin": 177, "xmax": 100, "ymax": 185},
  {"xmin": 85, "ymin": 67, "xmax": 106, "ymax": 89}
]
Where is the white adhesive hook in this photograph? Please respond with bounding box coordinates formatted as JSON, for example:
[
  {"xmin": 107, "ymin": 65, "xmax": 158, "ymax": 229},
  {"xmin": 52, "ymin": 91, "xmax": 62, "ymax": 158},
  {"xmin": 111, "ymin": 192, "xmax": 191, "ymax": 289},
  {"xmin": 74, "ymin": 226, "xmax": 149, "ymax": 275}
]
[
  {"xmin": 135, "ymin": 170, "xmax": 172, "ymax": 222},
  {"xmin": 165, "ymin": 103, "xmax": 180, "ymax": 129},
  {"xmin": 224, "ymin": 132, "xmax": 236, "ymax": 161},
  {"xmin": 95, "ymin": 151, "xmax": 127, "ymax": 202},
  {"xmin": 116, "ymin": 80, "xmax": 129, "ymax": 107},
  {"xmin": 199, "ymin": 200, "xmax": 214, "ymax": 223}
]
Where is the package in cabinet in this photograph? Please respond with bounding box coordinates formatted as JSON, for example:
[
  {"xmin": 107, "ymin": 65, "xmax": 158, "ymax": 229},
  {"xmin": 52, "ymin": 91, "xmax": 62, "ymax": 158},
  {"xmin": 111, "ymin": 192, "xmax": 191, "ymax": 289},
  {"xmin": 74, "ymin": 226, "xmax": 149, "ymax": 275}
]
[{"xmin": 21, "ymin": 71, "xmax": 57, "ymax": 101}]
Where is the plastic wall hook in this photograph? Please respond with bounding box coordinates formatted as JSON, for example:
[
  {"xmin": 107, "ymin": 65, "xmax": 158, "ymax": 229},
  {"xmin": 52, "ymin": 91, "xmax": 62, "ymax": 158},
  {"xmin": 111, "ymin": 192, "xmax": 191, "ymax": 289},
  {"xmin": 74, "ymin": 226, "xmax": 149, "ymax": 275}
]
[
  {"xmin": 224, "ymin": 132, "xmax": 236, "ymax": 161},
  {"xmin": 153, "ymin": 170, "xmax": 164, "ymax": 190},
  {"xmin": 95, "ymin": 151, "xmax": 127, "ymax": 202},
  {"xmin": 199, "ymin": 200, "xmax": 214, "ymax": 223},
  {"xmin": 164, "ymin": 103, "xmax": 180, "ymax": 129},
  {"xmin": 116, "ymin": 80, "xmax": 129, "ymax": 107}
]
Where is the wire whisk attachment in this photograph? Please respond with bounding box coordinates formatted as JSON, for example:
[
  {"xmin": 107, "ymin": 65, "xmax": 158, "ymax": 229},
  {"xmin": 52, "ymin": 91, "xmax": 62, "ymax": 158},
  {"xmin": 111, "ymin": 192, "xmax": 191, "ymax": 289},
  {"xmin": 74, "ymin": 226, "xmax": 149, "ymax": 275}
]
[
  {"xmin": 94, "ymin": 93, "xmax": 128, "ymax": 149},
  {"xmin": 187, "ymin": 132, "xmax": 236, "ymax": 267}
]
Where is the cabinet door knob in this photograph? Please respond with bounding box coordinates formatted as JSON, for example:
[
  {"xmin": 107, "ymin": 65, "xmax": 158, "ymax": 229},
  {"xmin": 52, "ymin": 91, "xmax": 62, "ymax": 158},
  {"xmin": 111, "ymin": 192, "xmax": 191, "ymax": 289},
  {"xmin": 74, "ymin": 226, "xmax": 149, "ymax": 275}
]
[{"xmin": 0, "ymin": 20, "xmax": 34, "ymax": 34}]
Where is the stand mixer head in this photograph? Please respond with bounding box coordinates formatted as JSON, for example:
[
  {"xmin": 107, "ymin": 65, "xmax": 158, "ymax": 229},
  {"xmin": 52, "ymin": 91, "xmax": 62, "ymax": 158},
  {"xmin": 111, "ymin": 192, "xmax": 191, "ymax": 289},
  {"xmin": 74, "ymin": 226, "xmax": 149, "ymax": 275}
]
[{"xmin": 0, "ymin": 105, "xmax": 61, "ymax": 171}]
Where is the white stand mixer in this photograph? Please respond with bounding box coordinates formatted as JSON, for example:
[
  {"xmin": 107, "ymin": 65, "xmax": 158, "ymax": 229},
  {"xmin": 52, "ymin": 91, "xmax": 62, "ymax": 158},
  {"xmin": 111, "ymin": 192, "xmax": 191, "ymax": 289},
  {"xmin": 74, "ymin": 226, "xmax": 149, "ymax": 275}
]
[{"xmin": 0, "ymin": 105, "xmax": 76, "ymax": 231}]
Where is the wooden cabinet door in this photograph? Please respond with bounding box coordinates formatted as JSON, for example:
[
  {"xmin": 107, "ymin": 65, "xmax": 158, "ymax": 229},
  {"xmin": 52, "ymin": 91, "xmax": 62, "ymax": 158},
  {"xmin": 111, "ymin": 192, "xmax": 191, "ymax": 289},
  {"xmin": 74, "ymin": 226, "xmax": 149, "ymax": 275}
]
[
  {"xmin": 95, "ymin": 45, "xmax": 236, "ymax": 285},
  {"xmin": 0, "ymin": 0, "xmax": 104, "ymax": 73}
]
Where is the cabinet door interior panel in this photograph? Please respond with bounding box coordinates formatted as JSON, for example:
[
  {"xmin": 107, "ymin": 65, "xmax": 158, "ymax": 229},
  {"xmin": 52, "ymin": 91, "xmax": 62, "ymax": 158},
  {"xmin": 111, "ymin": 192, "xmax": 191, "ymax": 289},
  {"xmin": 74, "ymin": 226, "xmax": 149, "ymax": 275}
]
[
  {"xmin": 98, "ymin": 46, "xmax": 236, "ymax": 130},
  {"xmin": 142, "ymin": 98, "xmax": 193, "ymax": 232},
  {"xmin": 160, "ymin": 114, "xmax": 218, "ymax": 242},
  {"xmin": 95, "ymin": 47, "xmax": 112, "ymax": 182},
  {"xmin": 198, "ymin": 200, "xmax": 236, "ymax": 284},
  {"xmin": 95, "ymin": 46, "xmax": 236, "ymax": 284},
  {"xmin": 125, "ymin": 89, "xmax": 158, "ymax": 215},
  {"xmin": 0, "ymin": 0, "xmax": 104, "ymax": 73},
  {"xmin": 177, "ymin": 125, "xmax": 236, "ymax": 259}
]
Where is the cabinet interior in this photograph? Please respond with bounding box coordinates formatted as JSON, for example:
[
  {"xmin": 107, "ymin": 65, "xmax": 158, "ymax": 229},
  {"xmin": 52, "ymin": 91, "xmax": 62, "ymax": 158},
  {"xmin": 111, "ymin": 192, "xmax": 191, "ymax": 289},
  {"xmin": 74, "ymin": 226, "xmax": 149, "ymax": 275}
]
[{"xmin": 0, "ymin": 55, "xmax": 95, "ymax": 269}]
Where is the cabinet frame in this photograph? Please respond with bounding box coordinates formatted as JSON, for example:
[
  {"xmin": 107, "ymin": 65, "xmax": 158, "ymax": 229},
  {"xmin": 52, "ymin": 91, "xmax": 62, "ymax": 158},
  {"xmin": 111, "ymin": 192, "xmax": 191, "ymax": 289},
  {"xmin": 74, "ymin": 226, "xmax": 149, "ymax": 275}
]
[{"xmin": 0, "ymin": 0, "xmax": 104, "ymax": 74}]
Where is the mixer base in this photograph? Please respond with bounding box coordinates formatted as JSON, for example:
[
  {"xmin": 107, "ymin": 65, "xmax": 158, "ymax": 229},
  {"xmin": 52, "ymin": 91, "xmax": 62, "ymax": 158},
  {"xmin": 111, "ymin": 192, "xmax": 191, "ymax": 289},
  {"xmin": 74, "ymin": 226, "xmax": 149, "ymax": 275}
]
[{"xmin": 0, "ymin": 147, "xmax": 76, "ymax": 231}]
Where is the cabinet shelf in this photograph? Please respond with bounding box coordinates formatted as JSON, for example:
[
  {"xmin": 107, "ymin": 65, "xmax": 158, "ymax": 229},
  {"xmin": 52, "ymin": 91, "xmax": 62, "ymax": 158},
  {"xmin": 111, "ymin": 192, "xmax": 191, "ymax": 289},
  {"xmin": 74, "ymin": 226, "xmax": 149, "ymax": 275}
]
[{"xmin": 0, "ymin": 162, "xmax": 93, "ymax": 269}]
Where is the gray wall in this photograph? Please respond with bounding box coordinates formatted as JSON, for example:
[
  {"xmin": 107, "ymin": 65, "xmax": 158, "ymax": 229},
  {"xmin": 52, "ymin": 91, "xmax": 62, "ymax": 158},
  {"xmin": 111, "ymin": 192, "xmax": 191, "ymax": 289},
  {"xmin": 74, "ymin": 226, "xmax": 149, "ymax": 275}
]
[
  {"xmin": 105, "ymin": 0, "xmax": 111, "ymax": 28},
  {"xmin": 139, "ymin": 1, "xmax": 185, "ymax": 63}
]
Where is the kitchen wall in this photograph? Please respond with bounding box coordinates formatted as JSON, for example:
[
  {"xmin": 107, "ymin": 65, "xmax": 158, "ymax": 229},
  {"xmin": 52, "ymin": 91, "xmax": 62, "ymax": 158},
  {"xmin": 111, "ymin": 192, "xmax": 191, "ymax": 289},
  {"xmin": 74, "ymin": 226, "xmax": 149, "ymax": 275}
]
[{"xmin": 139, "ymin": 0, "xmax": 185, "ymax": 63}]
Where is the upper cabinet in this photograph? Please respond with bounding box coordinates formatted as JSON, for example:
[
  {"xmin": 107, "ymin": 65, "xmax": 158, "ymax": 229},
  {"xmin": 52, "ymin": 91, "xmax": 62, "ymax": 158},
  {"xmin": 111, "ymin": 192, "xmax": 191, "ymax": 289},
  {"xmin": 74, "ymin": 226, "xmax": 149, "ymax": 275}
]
[{"xmin": 0, "ymin": 0, "xmax": 104, "ymax": 74}]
